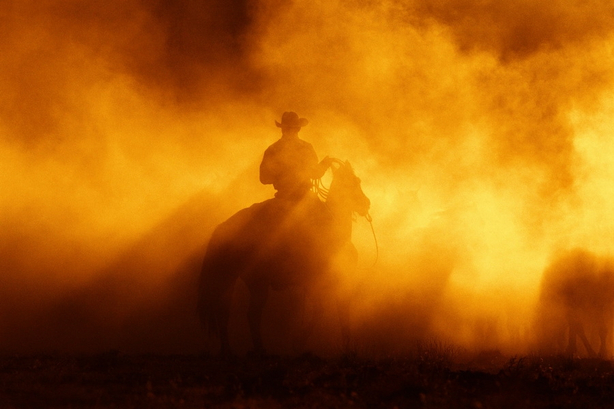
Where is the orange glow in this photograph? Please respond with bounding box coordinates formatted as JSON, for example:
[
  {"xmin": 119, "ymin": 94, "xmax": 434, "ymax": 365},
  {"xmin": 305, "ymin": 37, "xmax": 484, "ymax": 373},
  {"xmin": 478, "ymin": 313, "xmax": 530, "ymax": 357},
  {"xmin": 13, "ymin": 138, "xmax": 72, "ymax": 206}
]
[{"xmin": 2, "ymin": 0, "xmax": 614, "ymax": 355}]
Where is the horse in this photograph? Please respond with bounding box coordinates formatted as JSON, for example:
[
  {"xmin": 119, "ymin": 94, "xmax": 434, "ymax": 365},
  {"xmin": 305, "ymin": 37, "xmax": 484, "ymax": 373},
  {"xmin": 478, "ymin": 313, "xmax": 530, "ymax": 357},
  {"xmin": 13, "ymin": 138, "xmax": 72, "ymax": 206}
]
[
  {"xmin": 535, "ymin": 248, "xmax": 614, "ymax": 358},
  {"xmin": 197, "ymin": 159, "xmax": 370, "ymax": 356}
]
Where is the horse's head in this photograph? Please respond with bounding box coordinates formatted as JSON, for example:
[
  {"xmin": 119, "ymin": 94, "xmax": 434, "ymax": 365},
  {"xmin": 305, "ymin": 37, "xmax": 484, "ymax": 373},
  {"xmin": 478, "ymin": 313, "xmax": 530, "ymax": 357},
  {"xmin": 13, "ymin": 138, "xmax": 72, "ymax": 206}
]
[{"xmin": 328, "ymin": 159, "xmax": 371, "ymax": 218}]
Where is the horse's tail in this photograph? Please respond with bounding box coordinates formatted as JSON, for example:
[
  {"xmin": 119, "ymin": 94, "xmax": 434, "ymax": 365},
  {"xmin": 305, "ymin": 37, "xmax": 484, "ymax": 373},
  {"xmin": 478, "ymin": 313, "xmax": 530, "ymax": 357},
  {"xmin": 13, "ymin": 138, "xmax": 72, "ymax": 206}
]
[{"xmin": 197, "ymin": 226, "xmax": 237, "ymax": 337}]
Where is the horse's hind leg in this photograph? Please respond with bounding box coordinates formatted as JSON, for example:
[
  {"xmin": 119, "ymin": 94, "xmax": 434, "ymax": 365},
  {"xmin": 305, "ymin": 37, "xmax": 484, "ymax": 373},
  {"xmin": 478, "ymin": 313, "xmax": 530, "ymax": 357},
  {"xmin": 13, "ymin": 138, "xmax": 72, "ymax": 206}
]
[
  {"xmin": 597, "ymin": 324, "xmax": 608, "ymax": 358},
  {"xmin": 218, "ymin": 286, "xmax": 234, "ymax": 357},
  {"xmin": 247, "ymin": 282, "xmax": 269, "ymax": 355}
]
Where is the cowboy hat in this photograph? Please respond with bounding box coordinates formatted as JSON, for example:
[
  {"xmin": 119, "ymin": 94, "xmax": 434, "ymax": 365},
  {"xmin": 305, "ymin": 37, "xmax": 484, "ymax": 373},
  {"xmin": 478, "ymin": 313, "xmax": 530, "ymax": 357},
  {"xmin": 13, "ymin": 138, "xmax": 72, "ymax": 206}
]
[{"xmin": 275, "ymin": 111, "xmax": 308, "ymax": 128}]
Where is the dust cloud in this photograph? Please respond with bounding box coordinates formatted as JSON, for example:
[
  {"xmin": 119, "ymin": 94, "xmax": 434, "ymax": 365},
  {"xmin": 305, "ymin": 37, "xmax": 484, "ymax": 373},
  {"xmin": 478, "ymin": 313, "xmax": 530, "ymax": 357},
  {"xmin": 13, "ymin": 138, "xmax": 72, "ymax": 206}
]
[{"xmin": 1, "ymin": 0, "xmax": 614, "ymax": 355}]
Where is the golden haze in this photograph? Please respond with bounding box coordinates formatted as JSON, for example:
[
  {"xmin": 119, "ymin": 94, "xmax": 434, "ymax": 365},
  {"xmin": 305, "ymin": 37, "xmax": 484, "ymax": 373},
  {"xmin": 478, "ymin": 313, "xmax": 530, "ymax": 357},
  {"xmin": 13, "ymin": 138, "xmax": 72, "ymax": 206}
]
[{"xmin": 1, "ymin": 0, "xmax": 614, "ymax": 355}]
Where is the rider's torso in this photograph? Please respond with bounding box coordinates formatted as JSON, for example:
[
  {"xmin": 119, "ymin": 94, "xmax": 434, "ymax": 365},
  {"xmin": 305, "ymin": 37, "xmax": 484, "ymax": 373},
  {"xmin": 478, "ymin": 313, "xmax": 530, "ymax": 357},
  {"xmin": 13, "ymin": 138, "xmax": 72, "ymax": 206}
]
[{"xmin": 260, "ymin": 137, "xmax": 319, "ymax": 195}]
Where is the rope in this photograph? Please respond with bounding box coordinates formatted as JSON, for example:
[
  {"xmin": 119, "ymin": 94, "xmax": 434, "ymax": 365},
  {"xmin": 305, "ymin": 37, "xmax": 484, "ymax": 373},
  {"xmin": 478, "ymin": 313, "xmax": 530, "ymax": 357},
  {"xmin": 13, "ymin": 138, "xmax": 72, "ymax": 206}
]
[
  {"xmin": 313, "ymin": 178, "xmax": 330, "ymax": 201},
  {"xmin": 312, "ymin": 158, "xmax": 344, "ymax": 200}
]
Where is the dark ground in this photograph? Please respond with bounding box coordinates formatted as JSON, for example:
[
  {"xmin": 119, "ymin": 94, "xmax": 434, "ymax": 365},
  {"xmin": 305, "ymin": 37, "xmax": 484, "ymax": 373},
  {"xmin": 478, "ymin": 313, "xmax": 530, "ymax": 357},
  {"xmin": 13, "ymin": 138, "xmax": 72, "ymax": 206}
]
[{"xmin": 0, "ymin": 350, "xmax": 613, "ymax": 408}]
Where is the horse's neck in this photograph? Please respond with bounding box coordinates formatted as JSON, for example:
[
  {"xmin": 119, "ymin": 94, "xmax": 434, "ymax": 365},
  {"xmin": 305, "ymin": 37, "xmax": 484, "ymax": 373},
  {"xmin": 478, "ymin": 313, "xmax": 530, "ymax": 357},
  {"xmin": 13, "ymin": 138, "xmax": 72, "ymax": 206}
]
[{"xmin": 326, "ymin": 196, "xmax": 354, "ymax": 243}]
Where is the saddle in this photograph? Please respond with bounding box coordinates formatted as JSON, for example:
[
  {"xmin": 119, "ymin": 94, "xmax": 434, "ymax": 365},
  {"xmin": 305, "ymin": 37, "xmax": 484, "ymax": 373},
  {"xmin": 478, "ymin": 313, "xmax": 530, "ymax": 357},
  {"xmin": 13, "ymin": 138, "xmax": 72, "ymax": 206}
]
[{"xmin": 252, "ymin": 191, "xmax": 331, "ymax": 236}]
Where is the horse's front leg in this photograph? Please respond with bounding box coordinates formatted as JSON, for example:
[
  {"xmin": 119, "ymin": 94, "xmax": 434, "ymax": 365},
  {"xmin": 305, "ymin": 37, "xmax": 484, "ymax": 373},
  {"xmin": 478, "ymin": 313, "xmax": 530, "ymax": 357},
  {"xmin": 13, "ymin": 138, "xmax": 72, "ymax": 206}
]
[
  {"xmin": 566, "ymin": 313, "xmax": 579, "ymax": 357},
  {"xmin": 568, "ymin": 314, "xmax": 596, "ymax": 357},
  {"xmin": 597, "ymin": 308, "xmax": 612, "ymax": 358},
  {"xmin": 337, "ymin": 296, "xmax": 351, "ymax": 353},
  {"xmin": 578, "ymin": 325, "xmax": 597, "ymax": 357},
  {"xmin": 247, "ymin": 282, "xmax": 269, "ymax": 355}
]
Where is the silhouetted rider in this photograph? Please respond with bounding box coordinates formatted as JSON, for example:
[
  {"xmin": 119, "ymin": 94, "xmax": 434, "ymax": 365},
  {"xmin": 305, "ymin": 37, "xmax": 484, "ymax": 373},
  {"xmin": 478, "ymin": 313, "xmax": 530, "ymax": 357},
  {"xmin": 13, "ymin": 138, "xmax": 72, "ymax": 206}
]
[{"xmin": 260, "ymin": 112, "xmax": 332, "ymax": 200}]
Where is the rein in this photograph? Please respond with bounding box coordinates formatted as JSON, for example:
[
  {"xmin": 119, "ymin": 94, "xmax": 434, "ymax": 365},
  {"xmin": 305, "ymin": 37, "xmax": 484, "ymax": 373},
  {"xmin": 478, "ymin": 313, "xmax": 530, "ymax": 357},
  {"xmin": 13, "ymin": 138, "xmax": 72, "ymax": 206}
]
[{"xmin": 364, "ymin": 212, "xmax": 379, "ymax": 269}]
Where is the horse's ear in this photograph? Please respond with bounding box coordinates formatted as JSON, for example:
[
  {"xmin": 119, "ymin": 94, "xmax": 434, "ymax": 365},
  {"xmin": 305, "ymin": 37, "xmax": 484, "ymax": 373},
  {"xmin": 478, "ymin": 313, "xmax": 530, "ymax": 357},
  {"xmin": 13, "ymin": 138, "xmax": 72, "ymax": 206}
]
[{"xmin": 344, "ymin": 160, "xmax": 356, "ymax": 174}]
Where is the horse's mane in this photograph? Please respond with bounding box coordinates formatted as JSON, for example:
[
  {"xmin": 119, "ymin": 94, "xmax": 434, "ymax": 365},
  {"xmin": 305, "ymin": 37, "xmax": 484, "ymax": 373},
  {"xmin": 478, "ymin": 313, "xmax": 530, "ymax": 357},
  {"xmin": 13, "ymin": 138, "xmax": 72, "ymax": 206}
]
[{"xmin": 312, "ymin": 158, "xmax": 352, "ymax": 202}]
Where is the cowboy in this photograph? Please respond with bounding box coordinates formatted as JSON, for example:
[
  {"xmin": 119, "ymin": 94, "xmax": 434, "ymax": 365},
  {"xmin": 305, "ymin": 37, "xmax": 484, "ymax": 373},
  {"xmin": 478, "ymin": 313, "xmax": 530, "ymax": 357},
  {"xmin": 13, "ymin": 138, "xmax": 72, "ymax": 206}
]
[{"xmin": 260, "ymin": 111, "xmax": 332, "ymax": 200}]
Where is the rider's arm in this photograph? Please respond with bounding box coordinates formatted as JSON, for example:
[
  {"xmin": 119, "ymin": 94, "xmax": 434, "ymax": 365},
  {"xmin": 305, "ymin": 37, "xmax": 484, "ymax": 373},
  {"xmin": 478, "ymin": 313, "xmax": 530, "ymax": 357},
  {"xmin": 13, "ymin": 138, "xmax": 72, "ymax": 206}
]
[
  {"xmin": 308, "ymin": 143, "xmax": 332, "ymax": 180},
  {"xmin": 259, "ymin": 148, "xmax": 277, "ymax": 185},
  {"xmin": 314, "ymin": 156, "xmax": 333, "ymax": 179}
]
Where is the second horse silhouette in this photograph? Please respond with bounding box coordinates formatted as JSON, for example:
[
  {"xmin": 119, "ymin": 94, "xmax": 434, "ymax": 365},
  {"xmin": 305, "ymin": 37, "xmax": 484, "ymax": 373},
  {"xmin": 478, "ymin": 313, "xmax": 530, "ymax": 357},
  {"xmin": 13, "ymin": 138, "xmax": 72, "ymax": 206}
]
[{"xmin": 536, "ymin": 248, "xmax": 614, "ymax": 358}]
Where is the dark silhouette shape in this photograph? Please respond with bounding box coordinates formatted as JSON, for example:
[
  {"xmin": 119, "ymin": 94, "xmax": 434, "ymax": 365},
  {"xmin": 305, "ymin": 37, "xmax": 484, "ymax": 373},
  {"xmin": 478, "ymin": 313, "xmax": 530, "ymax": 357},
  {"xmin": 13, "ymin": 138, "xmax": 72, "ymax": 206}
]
[
  {"xmin": 260, "ymin": 111, "xmax": 333, "ymax": 201},
  {"xmin": 197, "ymin": 160, "xmax": 370, "ymax": 356},
  {"xmin": 536, "ymin": 248, "xmax": 614, "ymax": 358}
]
